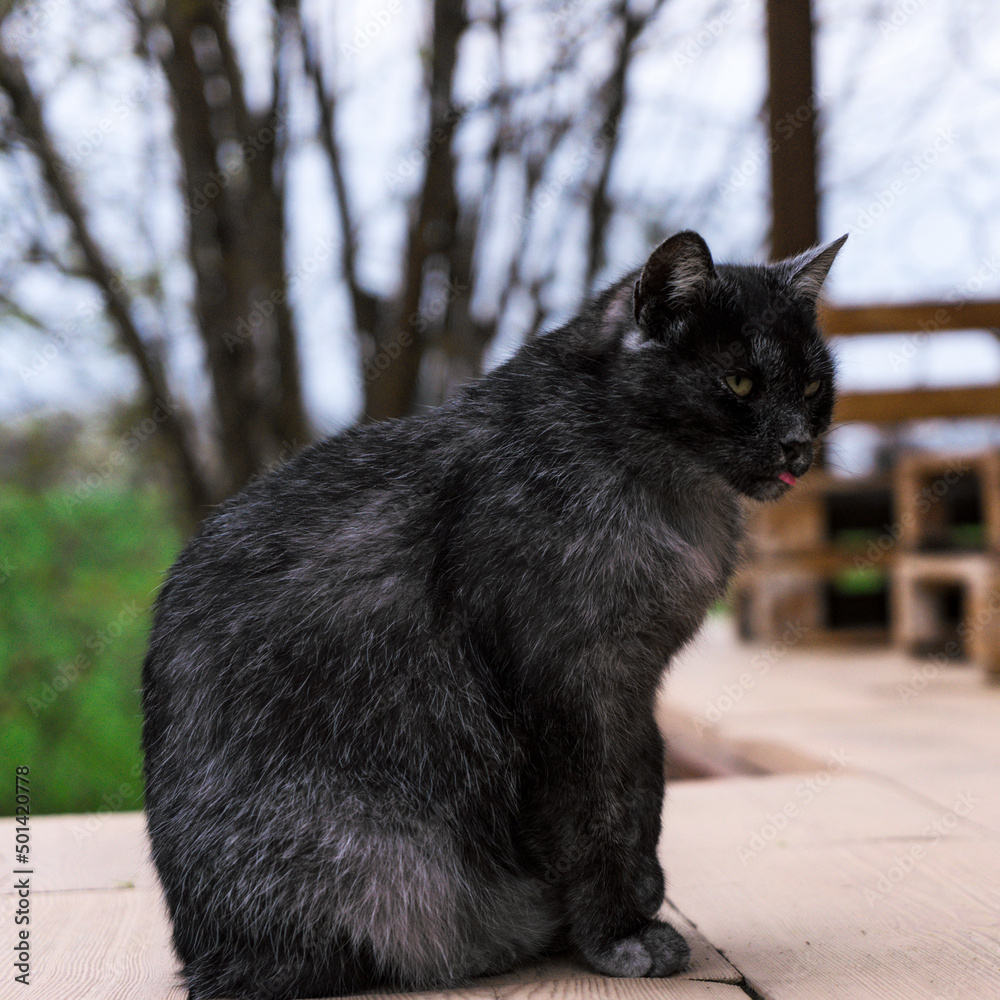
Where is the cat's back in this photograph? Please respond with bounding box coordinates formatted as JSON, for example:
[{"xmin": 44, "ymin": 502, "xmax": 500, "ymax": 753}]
[
  {"xmin": 152, "ymin": 413, "xmax": 466, "ymax": 637},
  {"xmin": 141, "ymin": 409, "xmax": 499, "ymax": 775}
]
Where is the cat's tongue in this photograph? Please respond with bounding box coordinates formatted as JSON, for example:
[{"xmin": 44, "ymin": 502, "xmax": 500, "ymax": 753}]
[{"xmin": 778, "ymin": 472, "xmax": 797, "ymax": 486}]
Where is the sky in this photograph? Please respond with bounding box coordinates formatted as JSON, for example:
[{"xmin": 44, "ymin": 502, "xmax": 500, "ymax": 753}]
[{"xmin": 1, "ymin": 0, "xmax": 998, "ymax": 472}]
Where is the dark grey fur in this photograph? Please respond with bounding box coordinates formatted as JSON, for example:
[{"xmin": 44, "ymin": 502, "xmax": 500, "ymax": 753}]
[{"xmin": 142, "ymin": 231, "xmax": 846, "ymax": 999}]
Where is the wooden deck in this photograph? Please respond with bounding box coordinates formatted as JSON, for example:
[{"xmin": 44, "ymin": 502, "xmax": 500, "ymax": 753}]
[{"xmin": 3, "ymin": 618, "xmax": 1000, "ymax": 999}]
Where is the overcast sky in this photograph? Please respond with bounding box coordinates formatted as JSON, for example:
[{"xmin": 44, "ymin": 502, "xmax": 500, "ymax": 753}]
[{"xmin": 1, "ymin": 0, "xmax": 999, "ymax": 465}]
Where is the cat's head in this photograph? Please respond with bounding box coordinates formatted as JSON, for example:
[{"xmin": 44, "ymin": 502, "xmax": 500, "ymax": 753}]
[{"xmin": 603, "ymin": 230, "xmax": 846, "ymax": 502}]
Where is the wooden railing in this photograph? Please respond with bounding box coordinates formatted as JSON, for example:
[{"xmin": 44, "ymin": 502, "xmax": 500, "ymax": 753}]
[
  {"xmin": 820, "ymin": 300, "xmax": 1000, "ymax": 336},
  {"xmin": 819, "ymin": 302, "xmax": 1000, "ymax": 425}
]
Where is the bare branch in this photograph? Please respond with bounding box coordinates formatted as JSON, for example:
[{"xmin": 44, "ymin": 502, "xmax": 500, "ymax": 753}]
[
  {"xmin": 584, "ymin": 2, "xmax": 652, "ymax": 291},
  {"xmin": 0, "ymin": 43, "xmax": 213, "ymax": 513},
  {"xmin": 291, "ymin": 4, "xmax": 380, "ymax": 335},
  {"xmin": 364, "ymin": 0, "xmax": 468, "ymax": 420}
]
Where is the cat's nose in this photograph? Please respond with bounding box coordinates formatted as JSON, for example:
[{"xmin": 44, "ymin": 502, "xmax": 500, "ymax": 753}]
[{"xmin": 781, "ymin": 436, "xmax": 813, "ymax": 477}]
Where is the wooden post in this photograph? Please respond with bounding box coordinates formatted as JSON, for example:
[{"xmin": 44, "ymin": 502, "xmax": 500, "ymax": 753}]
[{"xmin": 766, "ymin": 0, "xmax": 819, "ymax": 259}]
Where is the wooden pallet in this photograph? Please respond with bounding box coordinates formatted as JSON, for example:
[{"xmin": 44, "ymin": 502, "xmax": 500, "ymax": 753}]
[
  {"xmin": 893, "ymin": 449, "xmax": 1000, "ymax": 552},
  {"xmin": 891, "ymin": 551, "xmax": 1000, "ymax": 679},
  {"xmin": 749, "ymin": 471, "xmax": 893, "ymax": 556},
  {"xmin": 738, "ymin": 472, "xmax": 894, "ymax": 643}
]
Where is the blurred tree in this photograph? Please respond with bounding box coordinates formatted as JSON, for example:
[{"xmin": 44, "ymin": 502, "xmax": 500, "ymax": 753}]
[{"xmin": 0, "ymin": 0, "xmax": 689, "ymax": 526}]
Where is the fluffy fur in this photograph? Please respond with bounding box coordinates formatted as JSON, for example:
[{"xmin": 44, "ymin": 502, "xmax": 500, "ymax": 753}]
[{"xmin": 142, "ymin": 230, "xmax": 845, "ymax": 999}]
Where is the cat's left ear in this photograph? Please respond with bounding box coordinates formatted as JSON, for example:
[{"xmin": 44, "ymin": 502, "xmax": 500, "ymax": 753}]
[
  {"xmin": 633, "ymin": 231, "xmax": 717, "ymax": 330},
  {"xmin": 784, "ymin": 233, "xmax": 849, "ymax": 302}
]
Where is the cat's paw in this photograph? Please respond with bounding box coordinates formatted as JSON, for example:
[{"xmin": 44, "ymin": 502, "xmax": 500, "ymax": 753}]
[
  {"xmin": 584, "ymin": 919, "xmax": 690, "ymax": 978},
  {"xmin": 640, "ymin": 919, "xmax": 690, "ymax": 976}
]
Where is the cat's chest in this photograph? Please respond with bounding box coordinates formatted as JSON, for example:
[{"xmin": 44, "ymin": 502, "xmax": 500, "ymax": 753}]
[{"xmin": 598, "ymin": 497, "xmax": 742, "ymax": 639}]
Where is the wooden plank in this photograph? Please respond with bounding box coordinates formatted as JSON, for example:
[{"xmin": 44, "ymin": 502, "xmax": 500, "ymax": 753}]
[
  {"xmin": 662, "ymin": 836, "xmax": 1000, "ymax": 1000},
  {"xmin": 473, "ymin": 908, "xmax": 744, "ymax": 998},
  {"xmin": 18, "ymin": 880, "xmax": 746, "ymax": 1000},
  {"xmin": 0, "ymin": 884, "xmax": 746, "ymax": 1000},
  {"xmin": 8, "ymin": 889, "xmax": 184, "ymax": 1000},
  {"xmin": 746, "ymin": 549, "xmax": 897, "ymax": 573},
  {"xmin": 834, "ymin": 385, "xmax": 1000, "ymax": 424},
  {"xmin": 891, "ymin": 553, "xmax": 1000, "ymax": 672},
  {"xmin": 660, "ymin": 775, "xmax": 1000, "ymax": 1000},
  {"xmin": 894, "ymin": 450, "xmax": 1000, "ymax": 552},
  {"xmin": 6, "ymin": 891, "xmax": 748, "ymax": 1000},
  {"xmin": 820, "ymin": 300, "xmax": 1000, "ymax": 336},
  {"xmin": 365, "ymin": 977, "xmax": 749, "ymax": 1000},
  {"xmin": 0, "ymin": 811, "xmax": 742, "ymax": 1000},
  {"xmin": 0, "ymin": 811, "xmax": 158, "ymax": 895},
  {"xmin": 664, "ymin": 617, "xmax": 1000, "ymax": 833},
  {"xmin": 473, "ymin": 978, "xmax": 749, "ymax": 1000},
  {"xmin": 659, "ymin": 773, "xmax": 987, "ymax": 861}
]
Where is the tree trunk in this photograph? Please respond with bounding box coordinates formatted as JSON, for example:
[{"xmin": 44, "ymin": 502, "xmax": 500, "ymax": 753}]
[
  {"xmin": 157, "ymin": 0, "xmax": 309, "ymax": 493},
  {"xmin": 766, "ymin": 0, "xmax": 819, "ymax": 258},
  {"xmin": 363, "ymin": 0, "xmax": 467, "ymax": 421}
]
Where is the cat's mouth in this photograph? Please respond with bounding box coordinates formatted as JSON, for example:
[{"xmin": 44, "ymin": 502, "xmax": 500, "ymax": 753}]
[{"xmin": 741, "ymin": 471, "xmax": 798, "ymax": 501}]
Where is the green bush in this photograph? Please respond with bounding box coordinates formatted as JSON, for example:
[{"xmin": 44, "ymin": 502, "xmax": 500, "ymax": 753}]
[{"xmin": 1, "ymin": 483, "xmax": 182, "ymax": 815}]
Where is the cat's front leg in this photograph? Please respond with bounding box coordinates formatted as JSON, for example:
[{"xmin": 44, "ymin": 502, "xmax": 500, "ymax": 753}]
[
  {"xmin": 634, "ymin": 849, "xmax": 666, "ymax": 917},
  {"xmin": 561, "ymin": 808, "xmax": 689, "ymax": 978},
  {"xmin": 528, "ymin": 708, "xmax": 689, "ymax": 978}
]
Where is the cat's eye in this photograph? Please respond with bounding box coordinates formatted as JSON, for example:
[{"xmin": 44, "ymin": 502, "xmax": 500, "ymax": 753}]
[
  {"xmin": 804, "ymin": 379, "xmax": 821, "ymax": 398},
  {"xmin": 725, "ymin": 375, "xmax": 753, "ymax": 397}
]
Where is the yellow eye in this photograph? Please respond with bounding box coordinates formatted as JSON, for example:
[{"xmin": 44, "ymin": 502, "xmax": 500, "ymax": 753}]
[
  {"xmin": 726, "ymin": 375, "xmax": 753, "ymax": 397},
  {"xmin": 804, "ymin": 380, "xmax": 821, "ymax": 398}
]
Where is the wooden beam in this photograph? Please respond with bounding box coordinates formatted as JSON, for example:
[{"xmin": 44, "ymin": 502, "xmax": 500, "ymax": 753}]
[
  {"xmin": 766, "ymin": 0, "xmax": 818, "ymax": 259},
  {"xmin": 820, "ymin": 301, "xmax": 1000, "ymax": 336},
  {"xmin": 835, "ymin": 385, "xmax": 1000, "ymax": 424}
]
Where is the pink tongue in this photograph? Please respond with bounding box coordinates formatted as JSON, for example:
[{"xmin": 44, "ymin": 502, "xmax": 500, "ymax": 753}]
[{"xmin": 779, "ymin": 471, "xmax": 797, "ymax": 486}]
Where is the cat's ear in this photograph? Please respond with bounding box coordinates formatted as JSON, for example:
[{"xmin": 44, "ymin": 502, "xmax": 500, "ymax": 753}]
[
  {"xmin": 784, "ymin": 234, "xmax": 848, "ymax": 303},
  {"xmin": 633, "ymin": 231, "xmax": 716, "ymax": 330}
]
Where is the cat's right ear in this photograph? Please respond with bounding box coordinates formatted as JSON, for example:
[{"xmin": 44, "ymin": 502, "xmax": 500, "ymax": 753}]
[{"xmin": 633, "ymin": 231, "xmax": 716, "ymax": 333}]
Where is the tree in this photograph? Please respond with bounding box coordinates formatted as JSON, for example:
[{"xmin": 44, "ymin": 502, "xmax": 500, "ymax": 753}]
[{"xmin": 0, "ymin": 0, "xmax": 742, "ymax": 527}]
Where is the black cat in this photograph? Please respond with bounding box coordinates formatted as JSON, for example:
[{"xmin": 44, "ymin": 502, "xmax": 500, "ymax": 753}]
[{"xmin": 142, "ymin": 230, "xmax": 846, "ymax": 999}]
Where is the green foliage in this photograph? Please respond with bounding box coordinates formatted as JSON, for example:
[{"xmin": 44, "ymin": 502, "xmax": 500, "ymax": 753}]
[
  {"xmin": 833, "ymin": 565, "xmax": 887, "ymax": 596},
  {"xmin": 0, "ymin": 483, "xmax": 182, "ymax": 816},
  {"xmin": 951, "ymin": 523, "xmax": 987, "ymax": 549}
]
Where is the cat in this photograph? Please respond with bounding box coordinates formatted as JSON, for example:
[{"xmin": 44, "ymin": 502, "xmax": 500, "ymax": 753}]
[{"xmin": 142, "ymin": 229, "xmax": 846, "ymax": 1000}]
